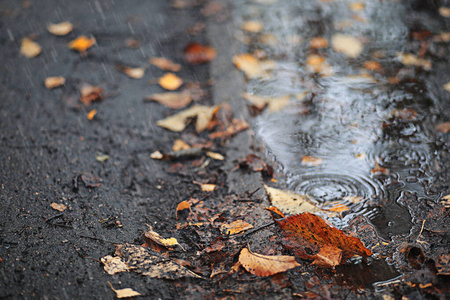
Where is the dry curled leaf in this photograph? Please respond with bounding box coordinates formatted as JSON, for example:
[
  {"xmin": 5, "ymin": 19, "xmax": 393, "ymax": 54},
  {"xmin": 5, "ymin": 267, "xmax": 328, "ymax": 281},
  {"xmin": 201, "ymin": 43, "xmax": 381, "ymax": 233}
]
[
  {"xmin": 239, "ymin": 248, "xmax": 300, "ymax": 277},
  {"xmin": 101, "ymin": 256, "xmax": 130, "ymax": 275},
  {"xmin": 220, "ymin": 220, "xmax": 253, "ymax": 235},
  {"xmin": 157, "ymin": 105, "xmax": 219, "ymax": 132},
  {"xmin": 144, "ymin": 225, "xmax": 181, "ymax": 250},
  {"xmin": 264, "ymin": 185, "xmax": 321, "ymax": 215},
  {"xmin": 108, "ymin": 282, "xmax": 141, "ymax": 299},
  {"xmin": 117, "ymin": 66, "xmax": 145, "ymax": 79},
  {"xmin": 20, "ymin": 37, "xmax": 42, "ymax": 58},
  {"xmin": 145, "ymin": 92, "xmax": 192, "ymax": 109},
  {"xmin": 276, "ymin": 212, "xmax": 371, "ymax": 268},
  {"xmin": 172, "ymin": 139, "xmax": 191, "ymax": 152},
  {"xmin": 149, "ymin": 57, "xmax": 181, "ymax": 72},
  {"xmin": 45, "ymin": 76, "xmax": 65, "ymax": 89},
  {"xmin": 47, "ymin": 22, "xmax": 73, "ymax": 36},
  {"xmin": 301, "ymin": 156, "xmax": 323, "ymax": 166},
  {"xmin": 242, "ymin": 20, "xmax": 264, "ymax": 33},
  {"xmin": 232, "ymin": 53, "xmax": 276, "ymax": 79},
  {"xmin": 68, "ymin": 35, "xmax": 95, "ymax": 52},
  {"xmin": 184, "ymin": 42, "xmax": 217, "ymax": 65},
  {"xmin": 50, "ymin": 203, "xmax": 67, "ymax": 212},
  {"xmin": 158, "ymin": 73, "xmax": 183, "ymax": 90},
  {"xmin": 332, "ymin": 34, "xmax": 363, "ymax": 58},
  {"xmin": 80, "ymin": 85, "xmax": 103, "ymax": 105}
]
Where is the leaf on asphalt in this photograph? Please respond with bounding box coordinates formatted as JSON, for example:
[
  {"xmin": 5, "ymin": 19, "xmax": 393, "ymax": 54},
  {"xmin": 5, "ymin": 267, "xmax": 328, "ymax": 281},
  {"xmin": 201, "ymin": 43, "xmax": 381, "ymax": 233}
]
[
  {"xmin": 114, "ymin": 243, "xmax": 202, "ymax": 279},
  {"xmin": 236, "ymin": 154, "xmax": 273, "ymax": 176},
  {"xmin": 157, "ymin": 105, "xmax": 219, "ymax": 132},
  {"xmin": 439, "ymin": 7, "xmax": 450, "ymax": 17},
  {"xmin": 150, "ymin": 150, "xmax": 164, "ymax": 160},
  {"xmin": 232, "ymin": 53, "xmax": 276, "ymax": 79},
  {"xmin": 301, "ymin": 156, "xmax": 323, "ymax": 166},
  {"xmin": 47, "ymin": 22, "xmax": 73, "ymax": 36},
  {"xmin": 310, "ymin": 37, "xmax": 328, "ymax": 49},
  {"xmin": 143, "ymin": 225, "xmax": 181, "ymax": 250},
  {"xmin": 443, "ymin": 82, "xmax": 450, "ymax": 92},
  {"xmin": 149, "ymin": 57, "xmax": 181, "ymax": 72},
  {"xmin": 220, "ymin": 220, "xmax": 253, "ymax": 235},
  {"xmin": 80, "ymin": 173, "xmax": 101, "ymax": 188},
  {"xmin": 172, "ymin": 139, "xmax": 191, "ymax": 152},
  {"xmin": 306, "ymin": 54, "xmax": 333, "ymax": 75},
  {"xmin": 242, "ymin": 93, "xmax": 290, "ymax": 112},
  {"xmin": 209, "ymin": 119, "xmax": 249, "ymax": 139},
  {"xmin": 117, "ymin": 66, "xmax": 145, "ymax": 79},
  {"xmin": 264, "ymin": 185, "xmax": 321, "ymax": 216},
  {"xmin": 206, "ymin": 151, "xmax": 224, "ymax": 160},
  {"xmin": 436, "ymin": 122, "xmax": 450, "ymax": 133},
  {"xmin": 242, "ymin": 20, "xmax": 264, "ymax": 33},
  {"xmin": 101, "ymin": 255, "xmax": 130, "ymax": 275},
  {"xmin": 96, "ymin": 152, "xmax": 110, "ymax": 162},
  {"xmin": 145, "ymin": 92, "xmax": 192, "ymax": 109},
  {"xmin": 45, "ymin": 76, "xmax": 66, "ymax": 89},
  {"xmin": 184, "ymin": 42, "xmax": 217, "ymax": 64},
  {"xmin": 239, "ymin": 248, "xmax": 300, "ymax": 277},
  {"xmin": 349, "ymin": 2, "xmax": 365, "ymax": 12},
  {"xmin": 436, "ymin": 253, "xmax": 450, "ymax": 275},
  {"xmin": 68, "ymin": 35, "xmax": 95, "ymax": 52},
  {"xmin": 195, "ymin": 182, "xmax": 216, "ymax": 192},
  {"xmin": 87, "ymin": 109, "xmax": 97, "ymax": 120},
  {"xmin": 176, "ymin": 200, "xmax": 191, "ymax": 220},
  {"xmin": 260, "ymin": 34, "xmax": 279, "ymax": 46},
  {"xmin": 331, "ymin": 34, "xmax": 363, "ymax": 58},
  {"xmin": 108, "ymin": 282, "xmax": 141, "ymax": 299},
  {"xmin": 80, "ymin": 84, "xmax": 103, "ymax": 105},
  {"xmin": 20, "ymin": 37, "xmax": 42, "ymax": 58},
  {"xmin": 363, "ymin": 61, "xmax": 382, "ymax": 71},
  {"xmin": 50, "ymin": 202, "xmax": 67, "ymax": 212},
  {"xmin": 158, "ymin": 73, "xmax": 183, "ymax": 90},
  {"xmin": 397, "ymin": 53, "xmax": 431, "ymax": 70},
  {"xmin": 276, "ymin": 212, "xmax": 372, "ymax": 268}
]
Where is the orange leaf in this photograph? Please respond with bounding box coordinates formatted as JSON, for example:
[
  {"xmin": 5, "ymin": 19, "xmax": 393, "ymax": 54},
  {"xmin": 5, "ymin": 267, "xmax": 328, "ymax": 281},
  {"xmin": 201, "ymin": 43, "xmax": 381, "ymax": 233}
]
[
  {"xmin": 301, "ymin": 156, "xmax": 323, "ymax": 166},
  {"xmin": 87, "ymin": 109, "xmax": 97, "ymax": 120},
  {"xmin": 239, "ymin": 248, "xmax": 300, "ymax": 277},
  {"xmin": 158, "ymin": 73, "xmax": 183, "ymax": 90},
  {"xmin": 68, "ymin": 35, "xmax": 95, "ymax": 52},
  {"xmin": 309, "ymin": 37, "xmax": 328, "ymax": 49},
  {"xmin": 276, "ymin": 212, "xmax": 371, "ymax": 268},
  {"xmin": 80, "ymin": 85, "xmax": 103, "ymax": 105},
  {"xmin": 363, "ymin": 61, "xmax": 382, "ymax": 71},
  {"xmin": 176, "ymin": 200, "xmax": 191, "ymax": 220},
  {"xmin": 220, "ymin": 220, "xmax": 253, "ymax": 235},
  {"xmin": 184, "ymin": 42, "xmax": 217, "ymax": 65}
]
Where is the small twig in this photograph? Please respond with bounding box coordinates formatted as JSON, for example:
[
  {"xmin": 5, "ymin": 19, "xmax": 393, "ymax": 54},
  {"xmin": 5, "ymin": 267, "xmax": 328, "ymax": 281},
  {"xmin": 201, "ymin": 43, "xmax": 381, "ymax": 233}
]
[
  {"xmin": 79, "ymin": 234, "xmax": 120, "ymax": 244},
  {"xmin": 247, "ymin": 187, "xmax": 261, "ymax": 198},
  {"xmin": 241, "ymin": 221, "xmax": 275, "ymax": 238},
  {"xmin": 44, "ymin": 213, "xmax": 64, "ymax": 222}
]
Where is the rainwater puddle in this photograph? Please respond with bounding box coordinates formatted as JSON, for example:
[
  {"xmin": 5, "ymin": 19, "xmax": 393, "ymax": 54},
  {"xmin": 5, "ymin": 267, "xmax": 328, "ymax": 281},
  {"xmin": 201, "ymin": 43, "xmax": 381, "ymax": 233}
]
[{"xmin": 234, "ymin": 0, "xmax": 447, "ymax": 285}]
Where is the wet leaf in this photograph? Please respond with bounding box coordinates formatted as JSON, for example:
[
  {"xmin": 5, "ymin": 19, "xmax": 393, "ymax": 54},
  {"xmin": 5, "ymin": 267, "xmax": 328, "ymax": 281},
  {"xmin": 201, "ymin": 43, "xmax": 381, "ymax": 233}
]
[
  {"xmin": 176, "ymin": 200, "xmax": 191, "ymax": 220},
  {"xmin": 145, "ymin": 92, "xmax": 192, "ymax": 109},
  {"xmin": 158, "ymin": 73, "xmax": 183, "ymax": 90},
  {"xmin": 397, "ymin": 53, "xmax": 431, "ymax": 70},
  {"xmin": 232, "ymin": 53, "xmax": 276, "ymax": 79},
  {"xmin": 150, "ymin": 150, "xmax": 164, "ymax": 160},
  {"xmin": 371, "ymin": 161, "xmax": 389, "ymax": 175},
  {"xmin": 199, "ymin": 183, "xmax": 216, "ymax": 192},
  {"xmin": 157, "ymin": 105, "xmax": 219, "ymax": 132},
  {"xmin": 309, "ymin": 37, "xmax": 328, "ymax": 49},
  {"xmin": 301, "ymin": 156, "xmax": 323, "ymax": 166},
  {"xmin": 363, "ymin": 61, "xmax": 382, "ymax": 71},
  {"xmin": 239, "ymin": 248, "xmax": 300, "ymax": 277},
  {"xmin": 68, "ymin": 35, "xmax": 95, "ymax": 52},
  {"xmin": 184, "ymin": 42, "xmax": 217, "ymax": 65},
  {"xmin": 117, "ymin": 66, "xmax": 145, "ymax": 79},
  {"xmin": 220, "ymin": 220, "xmax": 253, "ymax": 235},
  {"xmin": 80, "ymin": 84, "xmax": 103, "ymax": 105},
  {"xmin": 439, "ymin": 7, "xmax": 450, "ymax": 17},
  {"xmin": 172, "ymin": 139, "xmax": 191, "ymax": 152},
  {"xmin": 201, "ymin": 1, "xmax": 223, "ymax": 16},
  {"xmin": 80, "ymin": 173, "xmax": 101, "ymax": 188},
  {"xmin": 276, "ymin": 213, "xmax": 371, "ymax": 268},
  {"xmin": 324, "ymin": 202, "xmax": 350, "ymax": 213},
  {"xmin": 108, "ymin": 282, "xmax": 141, "ymax": 299},
  {"xmin": 436, "ymin": 122, "xmax": 450, "ymax": 133},
  {"xmin": 96, "ymin": 152, "xmax": 110, "ymax": 162},
  {"xmin": 143, "ymin": 225, "xmax": 181, "ymax": 250},
  {"xmin": 20, "ymin": 37, "xmax": 42, "ymax": 58},
  {"xmin": 264, "ymin": 185, "xmax": 321, "ymax": 216},
  {"xmin": 51, "ymin": 203, "xmax": 67, "ymax": 212},
  {"xmin": 149, "ymin": 57, "xmax": 181, "ymax": 72},
  {"xmin": 114, "ymin": 243, "xmax": 202, "ymax": 279},
  {"xmin": 47, "ymin": 22, "xmax": 73, "ymax": 36},
  {"xmin": 435, "ymin": 253, "xmax": 450, "ymax": 275},
  {"xmin": 209, "ymin": 119, "xmax": 249, "ymax": 139},
  {"xmin": 237, "ymin": 154, "xmax": 273, "ymax": 176},
  {"xmin": 242, "ymin": 20, "xmax": 264, "ymax": 33},
  {"xmin": 306, "ymin": 54, "xmax": 333, "ymax": 75},
  {"xmin": 260, "ymin": 34, "xmax": 279, "ymax": 46},
  {"xmin": 87, "ymin": 109, "xmax": 97, "ymax": 120},
  {"xmin": 242, "ymin": 93, "xmax": 290, "ymax": 112},
  {"xmin": 349, "ymin": 2, "xmax": 364, "ymax": 12},
  {"xmin": 331, "ymin": 34, "xmax": 363, "ymax": 58},
  {"xmin": 101, "ymin": 255, "xmax": 130, "ymax": 275},
  {"xmin": 206, "ymin": 151, "xmax": 224, "ymax": 160},
  {"xmin": 443, "ymin": 82, "xmax": 450, "ymax": 92},
  {"xmin": 441, "ymin": 195, "xmax": 450, "ymax": 208},
  {"xmin": 44, "ymin": 76, "xmax": 65, "ymax": 89}
]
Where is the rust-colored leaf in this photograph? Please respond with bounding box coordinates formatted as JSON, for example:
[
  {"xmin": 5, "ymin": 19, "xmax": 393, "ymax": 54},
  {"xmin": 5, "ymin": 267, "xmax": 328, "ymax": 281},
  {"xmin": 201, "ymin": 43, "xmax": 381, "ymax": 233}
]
[
  {"xmin": 158, "ymin": 73, "xmax": 183, "ymax": 90},
  {"xmin": 149, "ymin": 57, "xmax": 181, "ymax": 72},
  {"xmin": 176, "ymin": 200, "xmax": 191, "ymax": 220},
  {"xmin": 87, "ymin": 109, "xmax": 97, "ymax": 120},
  {"xmin": 80, "ymin": 84, "xmax": 103, "ymax": 105},
  {"xmin": 50, "ymin": 202, "xmax": 67, "ymax": 212},
  {"xmin": 306, "ymin": 54, "xmax": 333, "ymax": 75},
  {"xmin": 184, "ymin": 42, "xmax": 217, "ymax": 65},
  {"xmin": 239, "ymin": 248, "xmax": 300, "ymax": 277},
  {"xmin": 371, "ymin": 161, "xmax": 389, "ymax": 175},
  {"xmin": 220, "ymin": 220, "xmax": 253, "ymax": 235},
  {"xmin": 68, "ymin": 35, "xmax": 95, "ymax": 52},
  {"xmin": 363, "ymin": 61, "xmax": 382, "ymax": 71},
  {"xmin": 209, "ymin": 119, "xmax": 249, "ymax": 139},
  {"xmin": 276, "ymin": 212, "xmax": 371, "ymax": 268}
]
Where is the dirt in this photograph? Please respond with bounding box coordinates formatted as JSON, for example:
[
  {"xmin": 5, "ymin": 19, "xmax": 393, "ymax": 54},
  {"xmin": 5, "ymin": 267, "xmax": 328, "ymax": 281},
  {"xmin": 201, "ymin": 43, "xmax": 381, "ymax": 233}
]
[{"xmin": 0, "ymin": 0, "xmax": 449, "ymax": 299}]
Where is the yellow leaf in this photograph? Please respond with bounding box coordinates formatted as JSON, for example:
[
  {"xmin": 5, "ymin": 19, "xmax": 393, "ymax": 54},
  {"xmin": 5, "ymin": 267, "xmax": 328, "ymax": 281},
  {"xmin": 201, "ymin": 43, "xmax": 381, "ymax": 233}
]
[
  {"xmin": 108, "ymin": 282, "xmax": 141, "ymax": 299},
  {"xmin": 220, "ymin": 220, "xmax": 253, "ymax": 235},
  {"xmin": 158, "ymin": 73, "xmax": 183, "ymax": 90},
  {"xmin": 242, "ymin": 93, "xmax": 290, "ymax": 112},
  {"xmin": 68, "ymin": 35, "xmax": 95, "ymax": 52},
  {"xmin": 117, "ymin": 66, "xmax": 145, "ymax": 79},
  {"xmin": 20, "ymin": 38, "xmax": 42, "ymax": 58},
  {"xmin": 439, "ymin": 7, "xmax": 450, "ymax": 17},
  {"xmin": 145, "ymin": 92, "xmax": 192, "ymax": 109},
  {"xmin": 156, "ymin": 105, "xmax": 218, "ymax": 132},
  {"xmin": 200, "ymin": 184, "xmax": 216, "ymax": 192},
  {"xmin": 101, "ymin": 256, "xmax": 129, "ymax": 275},
  {"xmin": 349, "ymin": 2, "xmax": 364, "ymax": 12},
  {"xmin": 87, "ymin": 109, "xmax": 97, "ymax": 120},
  {"xmin": 150, "ymin": 150, "xmax": 164, "ymax": 160},
  {"xmin": 206, "ymin": 151, "xmax": 224, "ymax": 160},
  {"xmin": 172, "ymin": 139, "xmax": 191, "ymax": 152},
  {"xmin": 306, "ymin": 54, "xmax": 333, "ymax": 75},
  {"xmin": 264, "ymin": 185, "xmax": 321, "ymax": 216},
  {"xmin": 50, "ymin": 203, "xmax": 67, "ymax": 212},
  {"xmin": 397, "ymin": 53, "xmax": 431, "ymax": 70},
  {"xmin": 239, "ymin": 248, "xmax": 300, "ymax": 277},
  {"xmin": 331, "ymin": 34, "xmax": 363, "ymax": 58},
  {"xmin": 232, "ymin": 53, "xmax": 275, "ymax": 79},
  {"xmin": 242, "ymin": 20, "xmax": 264, "ymax": 33},
  {"xmin": 44, "ymin": 76, "xmax": 66, "ymax": 89},
  {"xmin": 143, "ymin": 225, "xmax": 181, "ymax": 249},
  {"xmin": 47, "ymin": 22, "xmax": 73, "ymax": 36},
  {"xmin": 149, "ymin": 57, "xmax": 181, "ymax": 72}
]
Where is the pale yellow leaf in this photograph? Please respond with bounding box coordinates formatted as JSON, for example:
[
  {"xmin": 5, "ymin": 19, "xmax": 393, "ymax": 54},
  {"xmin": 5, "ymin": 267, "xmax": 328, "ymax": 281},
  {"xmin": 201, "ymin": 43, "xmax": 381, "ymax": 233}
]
[
  {"xmin": 149, "ymin": 57, "xmax": 181, "ymax": 72},
  {"xmin": 242, "ymin": 93, "xmax": 290, "ymax": 112},
  {"xmin": 45, "ymin": 76, "xmax": 65, "ymax": 89},
  {"xmin": 20, "ymin": 38, "xmax": 42, "ymax": 58},
  {"xmin": 172, "ymin": 139, "xmax": 191, "ymax": 152},
  {"xmin": 242, "ymin": 21, "xmax": 264, "ymax": 33},
  {"xmin": 145, "ymin": 92, "xmax": 192, "ymax": 109},
  {"xmin": 206, "ymin": 151, "xmax": 224, "ymax": 160},
  {"xmin": 118, "ymin": 66, "xmax": 145, "ymax": 79},
  {"xmin": 331, "ymin": 34, "xmax": 363, "ymax": 58},
  {"xmin": 101, "ymin": 256, "xmax": 129, "ymax": 275},
  {"xmin": 443, "ymin": 82, "xmax": 450, "ymax": 92},
  {"xmin": 156, "ymin": 105, "xmax": 218, "ymax": 132},
  {"xmin": 232, "ymin": 53, "xmax": 275, "ymax": 79},
  {"xmin": 150, "ymin": 150, "xmax": 164, "ymax": 159},
  {"xmin": 397, "ymin": 53, "xmax": 431, "ymax": 70},
  {"xmin": 200, "ymin": 184, "xmax": 216, "ymax": 192},
  {"xmin": 239, "ymin": 248, "xmax": 300, "ymax": 277},
  {"xmin": 439, "ymin": 7, "xmax": 450, "ymax": 17},
  {"xmin": 301, "ymin": 155, "xmax": 323, "ymax": 166},
  {"xmin": 47, "ymin": 22, "xmax": 73, "ymax": 36},
  {"xmin": 220, "ymin": 220, "xmax": 253, "ymax": 235},
  {"xmin": 144, "ymin": 225, "xmax": 181, "ymax": 249},
  {"xmin": 50, "ymin": 203, "xmax": 67, "ymax": 212},
  {"xmin": 108, "ymin": 282, "xmax": 141, "ymax": 299},
  {"xmin": 264, "ymin": 185, "xmax": 321, "ymax": 215}
]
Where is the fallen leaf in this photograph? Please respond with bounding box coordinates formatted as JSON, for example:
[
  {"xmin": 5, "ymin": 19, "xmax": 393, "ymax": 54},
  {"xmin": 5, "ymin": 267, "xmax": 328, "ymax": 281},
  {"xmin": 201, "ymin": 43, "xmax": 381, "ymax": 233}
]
[
  {"xmin": 206, "ymin": 151, "xmax": 224, "ymax": 160},
  {"xmin": 324, "ymin": 202, "xmax": 350, "ymax": 213},
  {"xmin": 209, "ymin": 119, "xmax": 249, "ymax": 139},
  {"xmin": 349, "ymin": 2, "xmax": 364, "ymax": 12},
  {"xmin": 101, "ymin": 256, "xmax": 130, "ymax": 275},
  {"xmin": 397, "ymin": 53, "xmax": 431, "ymax": 70},
  {"xmin": 150, "ymin": 150, "xmax": 164, "ymax": 160},
  {"xmin": 144, "ymin": 92, "xmax": 192, "ymax": 109},
  {"xmin": 87, "ymin": 109, "xmax": 97, "ymax": 120},
  {"xmin": 117, "ymin": 66, "xmax": 145, "ymax": 79},
  {"xmin": 201, "ymin": 1, "xmax": 223, "ymax": 16},
  {"xmin": 158, "ymin": 73, "xmax": 183, "ymax": 90},
  {"xmin": 20, "ymin": 37, "xmax": 42, "ymax": 58},
  {"xmin": 149, "ymin": 57, "xmax": 181, "ymax": 72},
  {"xmin": 176, "ymin": 200, "xmax": 191, "ymax": 220},
  {"xmin": 184, "ymin": 42, "xmax": 217, "ymax": 64},
  {"xmin": 44, "ymin": 76, "xmax": 65, "ymax": 89},
  {"xmin": 200, "ymin": 183, "xmax": 216, "ymax": 192},
  {"xmin": 443, "ymin": 82, "xmax": 450, "ymax": 92},
  {"xmin": 157, "ymin": 105, "xmax": 219, "ymax": 132},
  {"xmin": 242, "ymin": 21, "xmax": 264, "ymax": 33},
  {"xmin": 46, "ymin": 22, "xmax": 73, "ymax": 36},
  {"xmin": 80, "ymin": 173, "xmax": 101, "ymax": 188},
  {"xmin": 306, "ymin": 54, "xmax": 333, "ymax": 75},
  {"xmin": 108, "ymin": 282, "xmax": 141, "ymax": 299},
  {"xmin": 232, "ymin": 53, "xmax": 276, "ymax": 79},
  {"xmin": 301, "ymin": 156, "xmax": 323, "ymax": 166},
  {"xmin": 363, "ymin": 61, "xmax": 382, "ymax": 71},
  {"xmin": 276, "ymin": 212, "xmax": 372, "ymax": 268},
  {"xmin": 442, "ymin": 195, "xmax": 450, "ymax": 208},
  {"xmin": 439, "ymin": 7, "xmax": 450, "ymax": 17},
  {"xmin": 242, "ymin": 93, "xmax": 290, "ymax": 112},
  {"xmin": 436, "ymin": 122, "xmax": 450, "ymax": 133},
  {"xmin": 264, "ymin": 185, "xmax": 321, "ymax": 216},
  {"xmin": 332, "ymin": 34, "xmax": 363, "ymax": 58},
  {"xmin": 239, "ymin": 248, "xmax": 300, "ymax": 277},
  {"xmin": 309, "ymin": 37, "xmax": 328, "ymax": 49},
  {"xmin": 433, "ymin": 32, "xmax": 450, "ymax": 42},
  {"xmin": 371, "ymin": 161, "xmax": 389, "ymax": 175},
  {"xmin": 114, "ymin": 243, "xmax": 202, "ymax": 279},
  {"xmin": 143, "ymin": 225, "xmax": 181, "ymax": 250},
  {"xmin": 172, "ymin": 139, "xmax": 191, "ymax": 152},
  {"xmin": 220, "ymin": 220, "xmax": 253, "ymax": 235},
  {"xmin": 237, "ymin": 154, "xmax": 273, "ymax": 176},
  {"xmin": 50, "ymin": 203, "xmax": 67, "ymax": 212},
  {"xmin": 96, "ymin": 152, "xmax": 110, "ymax": 162},
  {"xmin": 68, "ymin": 35, "xmax": 95, "ymax": 52},
  {"xmin": 80, "ymin": 84, "xmax": 103, "ymax": 105}
]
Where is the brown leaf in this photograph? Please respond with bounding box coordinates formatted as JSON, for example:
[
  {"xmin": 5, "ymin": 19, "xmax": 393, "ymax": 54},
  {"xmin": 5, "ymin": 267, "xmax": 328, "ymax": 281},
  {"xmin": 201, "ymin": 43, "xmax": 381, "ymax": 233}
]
[
  {"xmin": 209, "ymin": 119, "xmax": 249, "ymax": 139},
  {"xmin": 50, "ymin": 202, "xmax": 67, "ymax": 212},
  {"xmin": 220, "ymin": 220, "xmax": 253, "ymax": 235},
  {"xmin": 80, "ymin": 84, "xmax": 103, "ymax": 105},
  {"xmin": 158, "ymin": 73, "xmax": 183, "ymax": 90},
  {"xmin": 149, "ymin": 57, "xmax": 181, "ymax": 72},
  {"xmin": 45, "ymin": 76, "xmax": 66, "ymax": 89},
  {"xmin": 436, "ymin": 122, "xmax": 450, "ymax": 133},
  {"xmin": 370, "ymin": 161, "xmax": 389, "ymax": 175},
  {"xmin": 68, "ymin": 35, "xmax": 95, "ymax": 52},
  {"xmin": 108, "ymin": 282, "xmax": 141, "ymax": 298},
  {"xmin": 20, "ymin": 37, "xmax": 41, "ymax": 58},
  {"xmin": 239, "ymin": 248, "xmax": 300, "ymax": 277},
  {"xmin": 242, "ymin": 93, "xmax": 290, "ymax": 112},
  {"xmin": 101, "ymin": 255, "xmax": 130, "ymax": 275},
  {"xmin": 276, "ymin": 212, "xmax": 371, "ymax": 268},
  {"xmin": 184, "ymin": 42, "xmax": 217, "ymax": 65},
  {"xmin": 145, "ymin": 92, "xmax": 192, "ymax": 109},
  {"xmin": 47, "ymin": 22, "xmax": 73, "ymax": 36},
  {"xmin": 363, "ymin": 61, "xmax": 382, "ymax": 71},
  {"xmin": 143, "ymin": 225, "xmax": 181, "ymax": 250},
  {"xmin": 157, "ymin": 105, "xmax": 219, "ymax": 132}
]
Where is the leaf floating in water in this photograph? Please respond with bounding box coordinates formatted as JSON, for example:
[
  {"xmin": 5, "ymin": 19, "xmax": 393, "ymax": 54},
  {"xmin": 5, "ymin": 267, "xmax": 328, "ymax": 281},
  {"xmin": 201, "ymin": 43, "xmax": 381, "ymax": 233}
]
[
  {"xmin": 371, "ymin": 161, "xmax": 389, "ymax": 175},
  {"xmin": 397, "ymin": 53, "xmax": 431, "ymax": 70},
  {"xmin": 20, "ymin": 37, "xmax": 42, "ymax": 58},
  {"xmin": 242, "ymin": 93, "xmax": 290, "ymax": 112},
  {"xmin": 309, "ymin": 37, "xmax": 328, "ymax": 49},
  {"xmin": 306, "ymin": 54, "xmax": 333, "ymax": 75},
  {"xmin": 301, "ymin": 156, "xmax": 323, "ymax": 166},
  {"xmin": 232, "ymin": 53, "xmax": 275, "ymax": 79},
  {"xmin": 239, "ymin": 248, "xmax": 300, "ymax": 277},
  {"xmin": 331, "ymin": 34, "xmax": 363, "ymax": 58}
]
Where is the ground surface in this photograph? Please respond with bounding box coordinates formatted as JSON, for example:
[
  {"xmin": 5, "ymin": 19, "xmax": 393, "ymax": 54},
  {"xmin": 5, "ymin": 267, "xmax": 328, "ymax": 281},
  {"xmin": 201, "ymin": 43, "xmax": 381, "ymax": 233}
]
[{"xmin": 0, "ymin": 0, "xmax": 449, "ymax": 299}]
